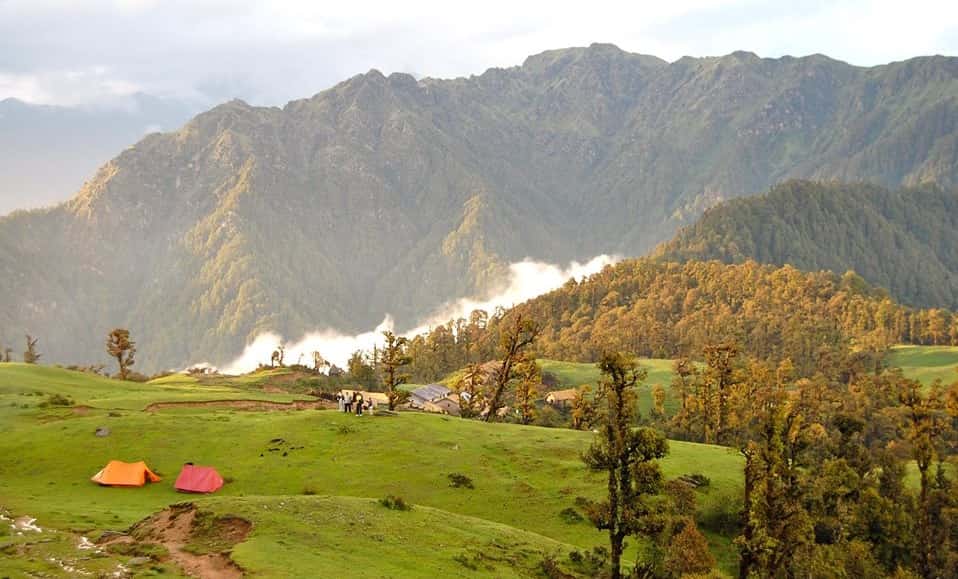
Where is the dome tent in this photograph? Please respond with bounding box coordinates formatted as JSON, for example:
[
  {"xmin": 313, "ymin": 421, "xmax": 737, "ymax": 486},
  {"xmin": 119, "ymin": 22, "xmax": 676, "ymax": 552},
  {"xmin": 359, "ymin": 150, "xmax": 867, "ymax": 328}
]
[
  {"xmin": 91, "ymin": 460, "xmax": 161, "ymax": 486},
  {"xmin": 174, "ymin": 463, "xmax": 224, "ymax": 493}
]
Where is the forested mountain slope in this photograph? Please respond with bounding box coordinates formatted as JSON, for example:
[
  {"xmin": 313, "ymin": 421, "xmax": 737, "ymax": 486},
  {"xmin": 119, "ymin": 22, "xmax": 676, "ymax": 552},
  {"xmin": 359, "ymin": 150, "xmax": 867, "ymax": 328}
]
[
  {"xmin": 507, "ymin": 259, "xmax": 957, "ymax": 376},
  {"xmin": 2, "ymin": 44, "xmax": 957, "ymax": 370},
  {"xmin": 656, "ymin": 181, "xmax": 958, "ymax": 309}
]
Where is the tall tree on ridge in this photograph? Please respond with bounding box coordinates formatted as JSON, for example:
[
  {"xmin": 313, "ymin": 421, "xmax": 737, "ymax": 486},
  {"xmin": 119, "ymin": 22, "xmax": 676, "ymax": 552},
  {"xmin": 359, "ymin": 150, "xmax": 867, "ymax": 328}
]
[
  {"xmin": 105, "ymin": 328, "xmax": 137, "ymax": 380},
  {"xmin": 582, "ymin": 352, "xmax": 668, "ymax": 579},
  {"xmin": 898, "ymin": 378, "xmax": 952, "ymax": 578},
  {"xmin": 380, "ymin": 331, "xmax": 412, "ymax": 411},
  {"xmin": 484, "ymin": 313, "xmax": 540, "ymax": 422},
  {"xmin": 454, "ymin": 362, "xmax": 485, "ymax": 419},
  {"xmin": 513, "ymin": 358, "xmax": 541, "ymax": 425}
]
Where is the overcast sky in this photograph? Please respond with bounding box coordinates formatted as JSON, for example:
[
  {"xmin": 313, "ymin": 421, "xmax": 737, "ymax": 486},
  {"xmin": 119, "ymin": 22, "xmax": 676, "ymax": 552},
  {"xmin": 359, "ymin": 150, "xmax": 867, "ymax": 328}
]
[{"xmin": 1, "ymin": 0, "xmax": 957, "ymax": 107}]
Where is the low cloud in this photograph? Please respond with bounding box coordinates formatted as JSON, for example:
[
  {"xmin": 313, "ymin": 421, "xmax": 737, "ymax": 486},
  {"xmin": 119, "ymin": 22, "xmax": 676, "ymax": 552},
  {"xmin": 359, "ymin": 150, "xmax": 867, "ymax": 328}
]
[{"xmin": 219, "ymin": 254, "xmax": 617, "ymax": 374}]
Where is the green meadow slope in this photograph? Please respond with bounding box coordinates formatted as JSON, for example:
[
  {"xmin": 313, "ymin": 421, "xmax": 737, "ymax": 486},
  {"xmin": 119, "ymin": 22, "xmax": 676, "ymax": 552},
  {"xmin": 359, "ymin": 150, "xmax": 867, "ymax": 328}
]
[
  {"xmin": 0, "ymin": 363, "xmax": 742, "ymax": 577},
  {"xmin": 539, "ymin": 358, "xmax": 680, "ymax": 415},
  {"xmin": 887, "ymin": 345, "xmax": 958, "ymax": 386}
]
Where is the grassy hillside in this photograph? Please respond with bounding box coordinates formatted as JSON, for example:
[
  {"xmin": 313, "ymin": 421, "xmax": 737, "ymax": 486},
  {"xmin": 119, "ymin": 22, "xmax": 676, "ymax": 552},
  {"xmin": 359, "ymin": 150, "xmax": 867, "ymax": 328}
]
[
  {"xmin": 221, "ymin": 496, "xmax": 579, "ymax": 577},
  {"xmin": 0, "ymin": 364, "xmax": 742, "ymax": 576},
  {"xmin": 0, "ymin": 363, "xmax": 304, "ymax": 410},
  {"xmin": 887, "ymin": 345, "xmax": 958, "ymax": 386}
]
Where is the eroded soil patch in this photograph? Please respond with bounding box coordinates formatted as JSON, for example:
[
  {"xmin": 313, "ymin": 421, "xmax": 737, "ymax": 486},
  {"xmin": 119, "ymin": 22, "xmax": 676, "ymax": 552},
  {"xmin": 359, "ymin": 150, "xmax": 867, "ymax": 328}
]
[{"xmin": 101, "ymin": 502, "xmax": 252, "ymax": 579}]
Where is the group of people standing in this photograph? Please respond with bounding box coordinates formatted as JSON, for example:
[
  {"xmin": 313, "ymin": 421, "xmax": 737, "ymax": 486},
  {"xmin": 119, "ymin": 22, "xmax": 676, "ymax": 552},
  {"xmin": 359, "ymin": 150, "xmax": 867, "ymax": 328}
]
[{"xmin": 336, "ymin": 391, "xmax": 375, "ymax": 416}]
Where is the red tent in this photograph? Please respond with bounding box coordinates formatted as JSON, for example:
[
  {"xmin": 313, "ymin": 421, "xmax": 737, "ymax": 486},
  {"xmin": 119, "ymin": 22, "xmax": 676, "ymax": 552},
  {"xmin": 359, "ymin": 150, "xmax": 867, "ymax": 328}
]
[{"xmin": 174, "ymin": 464, "xmax": 224, "ymax": 493}]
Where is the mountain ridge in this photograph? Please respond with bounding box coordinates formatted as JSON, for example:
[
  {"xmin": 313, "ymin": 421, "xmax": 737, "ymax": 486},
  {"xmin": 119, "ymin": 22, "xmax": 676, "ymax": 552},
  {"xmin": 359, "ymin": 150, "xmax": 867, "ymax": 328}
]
[{"xmin": 2, "ymin": 44, "xmax": 956, "ymax": 371}]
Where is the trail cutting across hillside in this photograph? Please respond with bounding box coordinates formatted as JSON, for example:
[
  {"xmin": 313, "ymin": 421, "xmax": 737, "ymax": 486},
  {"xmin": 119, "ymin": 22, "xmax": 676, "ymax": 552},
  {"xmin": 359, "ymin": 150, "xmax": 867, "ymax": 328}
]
[{"xmin": 144, "ymin": 398, "xmax": 332, "ymax": 412}]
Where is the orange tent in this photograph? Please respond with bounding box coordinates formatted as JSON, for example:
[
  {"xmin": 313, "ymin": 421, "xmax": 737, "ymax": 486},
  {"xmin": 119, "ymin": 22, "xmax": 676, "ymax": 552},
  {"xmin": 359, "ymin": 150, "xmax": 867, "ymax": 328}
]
[{"xmin": 91, "ymin": 460, "xmax": 161, "ymax": 487}]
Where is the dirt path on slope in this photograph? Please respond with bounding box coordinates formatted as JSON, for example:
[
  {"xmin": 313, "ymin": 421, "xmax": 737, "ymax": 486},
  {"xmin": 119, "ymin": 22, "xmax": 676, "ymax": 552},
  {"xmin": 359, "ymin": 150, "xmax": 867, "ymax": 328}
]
[
  {"xmin": 102, "ymin": 503, "xmax": 251, "ymax": 579},
  {"xmin": 144, "ymin": 398, "xmax": 333, "ymax": 412}
]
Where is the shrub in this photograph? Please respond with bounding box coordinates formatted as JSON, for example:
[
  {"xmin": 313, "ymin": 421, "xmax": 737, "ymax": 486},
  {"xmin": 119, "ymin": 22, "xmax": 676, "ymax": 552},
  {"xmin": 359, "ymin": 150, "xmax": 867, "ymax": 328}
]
[
  {"xmin": 559, "ymin": 507, "xmax": 584, "ymax": 524},
  {"xmin": 540, "ymin": 555, "xmax": 575, "ymax": 579},
  {"xmin": 40, "ymin": 393, "xmax": 74, "ymax": 407},
  {"xmin": 453, "ymin": 552, "xmax": 479, "ymax": 571},
  {"xmin": 447, "ymin": 473, "xmax": 474, "ymax": 489},
  {"xmin": 379, "ymin": 495, "xmax": 412, "ymax": 511},
  {"xmin": 302, "ymin": 486, "xmax": 317, "ymax": 496},
  {"xmin": 678, "ymin": 473, "xmax": 711, "ymax": 488},
  {"xmin": 65, "ymin": 364, "xmax": 106, "ymax": 376},
  {"xmin": 699, "ymin": 503, "xmax": 740, "ymax": 535},
  {"xmin": 566, "ymin": 546, "xmax": 609, "ymax": 576}
]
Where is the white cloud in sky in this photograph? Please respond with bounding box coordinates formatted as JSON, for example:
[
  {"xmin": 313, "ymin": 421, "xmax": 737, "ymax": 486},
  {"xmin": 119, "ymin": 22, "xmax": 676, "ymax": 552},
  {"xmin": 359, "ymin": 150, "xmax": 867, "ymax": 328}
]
[{"xmin": 1, "ymin": 0, "xmax": 955, "ymax": 107}]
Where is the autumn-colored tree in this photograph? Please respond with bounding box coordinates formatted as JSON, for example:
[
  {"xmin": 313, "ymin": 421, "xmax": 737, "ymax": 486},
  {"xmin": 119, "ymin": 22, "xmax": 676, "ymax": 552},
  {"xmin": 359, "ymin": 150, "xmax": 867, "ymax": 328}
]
[
  {"xmin": 664, "ymin": 519, "xmax": 716, "ymax": 577},
  {"xmin": 105, "ymin": 328, "xmax": 136, "ymax": 380},
  {"xmin": 484, "ymin": 313, "xmax": 540, "ymax": 422},
  {"xmin": 571, "ymin": 385, "xmax": 597, "ymax": 430},
  {"xmin": 672, "ymin": 357, "xmax": 697, "ymax": 412},
  {"xmin": 735, "ymin": 370, "xmax": 816, "ymax": 579},
  {"xmin": 651, "ymin": 384, "xmax": 666, "ymax": 419},
  {"xmin": 380, "ymin": 331, "xmax": 412, "ymax": 410},
  {"xmin": 945, "ymin": 379, "xmax": 958, "ymax": 422},
  {"xmin": 513, "ymin": 358, "xmax": 541, "ymax": 424},
  {"xmin": 898, "ymin": 379, "xmax": 951, "ymax": 578},
  {"xmin": 23, "ymin": 335, "xmax": 40, "ymax": 364},
  {"xmin": 581, "ymin": 352, "xmax": 668, "ymax": 579},
  {"xmin": 347, "ymin": 350, "xmax": 377, "ymax": 389},
  {"xmin": 454, "ymin": 362, "xmax": 486, "ymax": 419},
  {"xmin": 703, "ymin": 342, "xmax": 739, "ymax": 444}
]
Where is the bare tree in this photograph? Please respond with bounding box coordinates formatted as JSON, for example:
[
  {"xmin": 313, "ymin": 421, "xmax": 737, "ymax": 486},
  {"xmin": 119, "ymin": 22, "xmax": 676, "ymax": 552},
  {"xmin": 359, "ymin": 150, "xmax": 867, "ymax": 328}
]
[
  {"xmin": 270, "ymin": 345, "xmax": 285, "ymax": 368},
  {"xmin": 23, "ymin": 335, "xmax": 40, "ymax": 364},
  {"xmin": 312, "ymin": 350, "xmax": 329, "ymax": 373}
]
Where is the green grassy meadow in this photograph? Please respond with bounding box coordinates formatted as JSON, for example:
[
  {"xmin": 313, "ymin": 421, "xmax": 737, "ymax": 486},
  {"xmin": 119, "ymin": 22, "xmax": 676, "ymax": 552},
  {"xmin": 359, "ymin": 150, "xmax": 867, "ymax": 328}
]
[
  {"xmin": 539, "ymin": 358, "xmax": 680, "ymax": 415},
  {"xmin": 4, "ymin": 347, "xmax": 955, "ymax": 576},
  {"xmin": 887, "ymin": 345, "xmax": 958, "ymax": 386},
  {"xmin": 0, "ymin": 363, "xmax": 741, "ymax": 577}
]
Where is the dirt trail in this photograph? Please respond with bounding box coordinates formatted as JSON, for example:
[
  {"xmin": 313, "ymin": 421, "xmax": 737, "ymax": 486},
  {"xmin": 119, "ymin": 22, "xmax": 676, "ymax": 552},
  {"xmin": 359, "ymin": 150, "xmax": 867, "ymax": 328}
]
[
  {"xmin": 144, "ymin": 398, "xmax": 333, "ymax": 412},
  {"xmin": 101, "ymin": 503, "xmax": 251, "ymax": 579}
]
